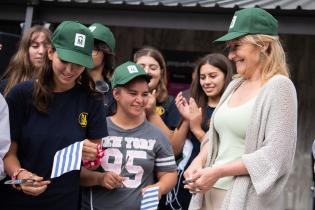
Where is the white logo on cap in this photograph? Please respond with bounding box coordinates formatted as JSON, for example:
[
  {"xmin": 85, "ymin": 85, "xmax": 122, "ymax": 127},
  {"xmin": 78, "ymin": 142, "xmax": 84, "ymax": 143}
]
[
  {"xmin": 89, "ymin": 26, "xmax": 96, "ymax": 32},
  {"xmin": 74, "ymin": 33, "xmax": 86, "ymax": 48},
  {"xmin": 229, "ymin": 16, "xmax": 237, "ymax": 29},
  {"xmin": 127, "ymin": 65, "xmax": 139, "ymax": 73}
]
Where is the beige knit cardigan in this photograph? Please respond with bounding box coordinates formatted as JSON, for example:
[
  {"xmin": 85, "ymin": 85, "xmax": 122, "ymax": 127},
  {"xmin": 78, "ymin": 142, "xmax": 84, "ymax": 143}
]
[{"xmin": 189, "ymin": 75, "xmax": 297, "ymax": 210}]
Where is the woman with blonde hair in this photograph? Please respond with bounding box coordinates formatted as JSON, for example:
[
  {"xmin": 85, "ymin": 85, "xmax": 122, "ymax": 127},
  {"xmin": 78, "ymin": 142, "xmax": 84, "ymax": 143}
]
[{"xmin": 184, "ymin": 8, "xmax": 297, "ymax": 210}]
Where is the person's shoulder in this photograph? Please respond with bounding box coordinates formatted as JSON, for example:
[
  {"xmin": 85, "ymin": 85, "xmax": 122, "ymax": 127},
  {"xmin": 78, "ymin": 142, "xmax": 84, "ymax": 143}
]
[
  {"xmin": 226, "ymin": 77, "xmax": 244, "ymax": 90},
  {"xmin": 265, "ymin": 75, "xmax": 295, "ymax": 91},
  {"xmin": 261, "ymin": 75, "xmax": 297, "ymax": 106},
  {"xmin": 143, "ymin": 119, "xmax": 159, "ymax": 130},
  {"xmin": 167, "ymin": 95, "xmax": 175, "ymax": 101},
  {"xmin": 8, "ymin": 80, "xmax": 33, "ymax": 95},
  {"xmin": 143, "ymin": 120, "xmax": 166, "ymax": 136},
  {"xmin": 165, "ymin": 95, "xmax": 177, "ymax": 108},
  {"xmin": 268, "ymin": 74, "xmax": 292, "ymax": 84},
  {"xmin": 5, "ymin": 81, "xmax": 33, "ymax": 107},
  {"xmin": 106, "ymin": 116, "xmax": 112, "ymax": 126},
  {"xmin": 13, "ymin": 80, "xmax": 33, "ymax": 89},
  {"xmin": 75, "ymin": 84, "xmax": 104, "ymax": 101},
  {"xmin": 159, "ymin": 95, "xmax": 174, "ymax": 106}
]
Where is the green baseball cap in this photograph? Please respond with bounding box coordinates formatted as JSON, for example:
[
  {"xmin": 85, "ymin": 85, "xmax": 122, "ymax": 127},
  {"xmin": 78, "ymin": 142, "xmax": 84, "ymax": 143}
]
[
  {"xmin": 51, "ymin": 21, "xmax": 94, "ymax": 68},
  {"xmin": 88, "ymin": 23, "xmax": 116, "ymax": 52},
  {"xmin": 112, "ymin": 61, "xmax": 151, "ymax": 88},
  {"xmin": 214, "ymin": 8, "xmax": 278, "ymax": 43}
]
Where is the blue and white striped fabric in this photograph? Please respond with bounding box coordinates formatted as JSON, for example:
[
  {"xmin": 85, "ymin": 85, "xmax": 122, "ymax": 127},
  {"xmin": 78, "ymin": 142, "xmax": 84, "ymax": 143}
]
[
  {"xmin": 140, "ymin": 186, "xmax": 160, "ymax": 210},
  {"xmin": 50, "ymin": 141, "xmax": 83, "ymax": 179},
  {"xmin": 155, "ymin": 156, "xmax": 176, "ymax": 167}
]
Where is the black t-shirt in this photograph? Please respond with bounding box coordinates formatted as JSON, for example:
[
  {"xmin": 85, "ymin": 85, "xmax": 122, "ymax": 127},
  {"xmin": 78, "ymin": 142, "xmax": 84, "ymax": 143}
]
[
  {"xmin": 156, "ymin": 96, "xmax": 180, "ymax": 130},
  {"xmin": 1, "ymin": 81, "xmax": 108, "ymax": 210}
]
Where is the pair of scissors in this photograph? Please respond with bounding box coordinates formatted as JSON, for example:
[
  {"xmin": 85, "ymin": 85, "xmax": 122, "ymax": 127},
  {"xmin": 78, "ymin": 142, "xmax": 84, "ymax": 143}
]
[
  {"xmin": 182, "ymin": 179, "xmax": 201, "ymax": 193},
  {"xmin": 4, "ymin": 179, "xmax": 35, "ymax": 185},
  {"xmin": 182, "ymin": 178, "xmax": 194, "ymax": 185}
]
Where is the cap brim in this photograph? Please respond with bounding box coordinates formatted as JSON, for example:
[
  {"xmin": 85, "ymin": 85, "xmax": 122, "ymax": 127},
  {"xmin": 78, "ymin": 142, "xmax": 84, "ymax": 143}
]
[
  {"xmin": 114, "ymin": 74, "xmax": 151, "ymax": 88},
  {"xmin": 55, "ymin": 48, "xmax": 94, "ymax": 69},
  {"xmin": 94, "ymin": 36, "xmax": 115, "ymax": 52},
  {"xmin": 213, "ymin": 32, "xmax": 248, "ymax": 44}
]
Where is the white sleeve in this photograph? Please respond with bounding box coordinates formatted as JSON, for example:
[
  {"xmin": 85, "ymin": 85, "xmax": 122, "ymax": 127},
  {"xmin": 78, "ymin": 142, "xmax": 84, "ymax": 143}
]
[{"xmin": 0, "ymin": 94, "xmax": 10, "ymax": 180}]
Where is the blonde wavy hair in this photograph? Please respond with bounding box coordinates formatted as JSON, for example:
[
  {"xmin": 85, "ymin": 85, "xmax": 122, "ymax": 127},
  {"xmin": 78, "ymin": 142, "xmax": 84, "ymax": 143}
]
[{"xmin": 237, "ymin": 34, "xmax": 289, "ymax": 83}]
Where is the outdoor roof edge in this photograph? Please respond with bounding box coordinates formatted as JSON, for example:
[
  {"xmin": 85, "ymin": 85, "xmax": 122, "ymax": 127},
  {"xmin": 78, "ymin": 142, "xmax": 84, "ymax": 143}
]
[{"xmin": 35, "ymin": 0, "xmax": 315, "ymax": 11}]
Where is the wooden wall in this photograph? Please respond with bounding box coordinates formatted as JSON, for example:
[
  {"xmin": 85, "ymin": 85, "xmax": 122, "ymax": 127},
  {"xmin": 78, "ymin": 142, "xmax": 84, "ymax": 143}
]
[{"xmin": 111, "ymin": 26, "xmax": 315, "ymax": 210}]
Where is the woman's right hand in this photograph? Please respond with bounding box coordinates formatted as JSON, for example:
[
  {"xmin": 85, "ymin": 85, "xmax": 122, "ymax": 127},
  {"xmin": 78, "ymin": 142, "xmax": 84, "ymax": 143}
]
[
  {"xmin": 18, "ymin": 170, "xmax": 51, "ymax": 196},
  {"xmin": 98, "ymin": 171, "xmax": 124, "ymax": 190},
  {"xmin": 175, "ymin": 91, "xmax": 190, "ymax": 121},
  {"xmin": 189, "ymin": 98, "xmax": 202, "ymax": 130},
  {"xmin": 145, "ymin": 89, "xmax": 157, "ymax": 116},
  {"xmin": 183, "ymin": 158, "xmax": 203, "ymax": 192},
  {"xmin": 82, "ymin": 139, "xmax": 101, "ymax": 162},
  {"xmin": 189, "ymin": 98, "xmax": 206, "ymax": 141}
]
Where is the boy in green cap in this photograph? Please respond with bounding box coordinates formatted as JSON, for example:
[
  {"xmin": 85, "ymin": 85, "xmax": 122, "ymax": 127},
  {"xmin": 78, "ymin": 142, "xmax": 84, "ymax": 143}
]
[
  {"xmin": 88, "ymin": 23, "xmax": 116, "ymax": 115},
  {"xmin": 1, "ymin": 20, "xmax": 108, "ymax": 210},
  {"xmin": 185, "ymin": 7, "xmax": 297, "ymax": 210},
  {"xmin": 80, "ymin": 61, "xmax": 177, "ymax": 210}
]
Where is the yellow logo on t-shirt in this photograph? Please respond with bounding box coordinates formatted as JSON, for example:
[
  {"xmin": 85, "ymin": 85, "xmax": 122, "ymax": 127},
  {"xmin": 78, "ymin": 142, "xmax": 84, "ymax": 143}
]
[
  {"xmin": 155, "ymin": 106, "xmax": 165, "ymax": 116},
  {"xmin": 79, "ymin": 112, "xmax": 88, "ymax": 127}
]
